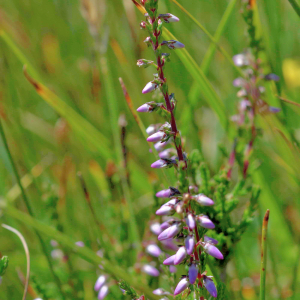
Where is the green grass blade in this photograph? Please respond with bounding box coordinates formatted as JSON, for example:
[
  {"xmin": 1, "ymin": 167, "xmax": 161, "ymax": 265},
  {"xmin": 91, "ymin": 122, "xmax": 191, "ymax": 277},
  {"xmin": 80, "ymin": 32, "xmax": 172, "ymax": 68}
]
[
  {"xmin": 287, "ymin": 0, "xmax": 300, "ymax": 18},
  {"xmin": 260, "ymin": 209, "xmax": 270, "ymax": 300},
  {"xmin": 1, "ymin": 203, "xmax": 158, "ymax": 300},
  {"xmin": 201, "ymin": 0, "xmax": 238, "ymax": 74},
  {"xmin": 163, "ymin": 29, "xmax": 228, "ymax": 129},
  {"xmin": 22, "ymin": 67, "xmax": 111, "ymax": 160},
  {"xmin": 170, "ymin": 0, "xmax": 242, "ymax": 76}
]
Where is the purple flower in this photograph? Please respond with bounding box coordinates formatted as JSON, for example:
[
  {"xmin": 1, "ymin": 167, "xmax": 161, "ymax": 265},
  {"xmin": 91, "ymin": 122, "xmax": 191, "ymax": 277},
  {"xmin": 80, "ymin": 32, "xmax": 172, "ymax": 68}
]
[
  {"xmin": 142, "ymin": 81, "xmax": 158, "ymax": 94},
  {"xmin": 232, "ymin": 53, "xmax": 249, "ymax": 66},
  {"xmin": 94, "ymin": 275, "xmax": 106, "ymax": 291},
  {"xmin": 159, "ymin": 13, "xmax": 180, "ymax": 23},
  {"xmin": 204, "ymin": 235, "xmax": 218, "ymax": 245},
  {"xmin": 162, "ymin": 40, "xmax": 185, "ymax": 49},
  {"xmin": 186, "ymin": 213, "xmax": 196, "ymax": 230},
  {"xmin": 146, "ymin": 244, "xmax": 162, "ymax": 257},
  {"xmin": 156, "ymin": 188, "xmax": 172, "ymax": 198},
  {"xmin": 194, "ymin": 194, "xmax": 214, "ymax": 206},
  {"xmin": 158, "ymin": 148, "xmax": 175, "ymax": 158},
  {"xmin": 188, "ymin": 263, "xmax": 198, "ymax": 284},
  {"xmin": 150, "ymin": 222, "xmax": 162, "ymax": 235},
  {"xmin": 154, "ymin": 140, "xmax": 170, "ymax": 151},
  {"xmin": 158, "ymin": 223, "xmax": 181, "ymax": 241},
  {"xmin": 185, "ymin": 235, "xmax": 195, "ymax": 255},
  {"xmin": 161, "ymin": 238, "xmax": 179, "ymax": 251},
  {"xmin": 203, "ymin": 276, "xmax": 217, "ymax": 298},
  {"xmin": 151, "ymin": 159, "xmax": 168, "ymax": 169},
  {"xmin": 169, "ymin": 265, "xmax": 177, "ymax": 273},
  {"xmin": 142, "ymin": 264, "xmax": 160, "ymax": 277},
  {"xmin": 153, "ymin": 288, "xmax": 170, "ymax": 295},
  {"xmin": 174, "ymin": 277, "xmax": 189, "ymax": 295},
  {"xmin": 160, "ymin": 220, "xmax": 172, "ymax": 230},
  {"xmin": 155, "ymin": 204, "xmax": 174, "ymax": 216},
  {"xmin": 197, "ymin": 215, "xmax": 215, "ymax": 229},
  {"xmin": 147, "ymin": 131, "xmax": 165, "ymax": 142},
  {"xmin": 174, "ymin": 246, "xmax": 187, "ymax": 265},
  {"xmin": 137, "ymin": 103, "xmax": 151, "ymax": 112},
  {"xmin": 163, "ymin": 254, "xmax": 175, "ymax": 265},
  {"xmin": 75, "ymin": 241, "xmax": 85, "ymax": 247},
  {"xmin": 203, "ymin": 243, "xmax": 223, "ymax": 260},
  {"xmin": 146, "ymin": 124, "xmax": 160, "ymax": 135},
  {"xmin": 98, "ymin": 285, "xmax": 109, "ymax": 300},
  {"xmin": 265, "ymin": 73, "xmax": 280, "ymax": 81}
]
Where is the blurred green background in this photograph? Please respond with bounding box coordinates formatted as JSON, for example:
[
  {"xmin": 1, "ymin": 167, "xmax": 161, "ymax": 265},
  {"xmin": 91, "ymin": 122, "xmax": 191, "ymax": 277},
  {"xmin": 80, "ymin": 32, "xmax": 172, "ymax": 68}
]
[{"xmin": 0, "ymin": 0, "xmax": 300, "ymax": 299}]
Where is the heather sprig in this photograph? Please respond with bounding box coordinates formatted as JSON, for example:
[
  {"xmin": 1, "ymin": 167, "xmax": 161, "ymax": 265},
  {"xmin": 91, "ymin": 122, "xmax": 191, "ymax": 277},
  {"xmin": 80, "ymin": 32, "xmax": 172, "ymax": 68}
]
[{"xmin": 135, "ymin": 0, "xmax": 222, "ymax": 298}]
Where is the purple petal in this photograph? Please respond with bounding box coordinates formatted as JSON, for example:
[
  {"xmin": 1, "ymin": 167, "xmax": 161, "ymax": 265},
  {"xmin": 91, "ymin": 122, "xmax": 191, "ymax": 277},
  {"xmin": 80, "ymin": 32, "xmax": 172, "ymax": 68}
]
[
  {"xmin": 158, "ymin": 223, "xmax": 180, "ymax": 241},
  {"xmin": 203, "ymin": 276, "xmax": 217, "ymax": 298},
  {"xmin": 142, "ymin": 81, "xmax": 157, "ymax": 94},
  {"xmin": 137, "ymin": 103, "xmax": 151, "ymax": 112},
  {"xmin": 204, "ymin": 235, "xmax": 218, "ymax": 245},
  {"xmin": 146, "ymin": 244, "xmax": 162, "ymax": 257},
  {"xmin": 169, "ymin": 265, "xmax": 177, "ymax": 273},
  {"xmin": 186, "ymin": 213, "xmax": 196, "ymax": 230},
  {"xmin": 265, "ymin": 73, "xmax": 280, "ymax": 81},
  {"xmin": 194, "ymin": 194, "xmax": 214, "ymax": 206},
  {"xmin": 174, "ymin": 277, "xmax": 189, "ymax": 295},
  {"xmin": 163, "ymin": 254, "xmax": 176, "ymax": 265},
  {"xmin": 232, "ymin": 54, "xmax": 249, "ymax": 66},
  {"xmin": 75, "ymin": 241, "xmax": 85, "ymax": 247},
  {"xmin": 150, "ymin": 222, "xmax": 162, "ymax": 235},
  {"xmin": 94, "ymin": 275, "xmax": 106, "ymax": 291},
  {"xmin": 160, "ymin": 220, "xmax": 171, "ymax": 230},
  {"xmin": 161, "ymin": 238, "xmax": 179, "ymax": 251},
  {"xmin": 197, "ymin": 215, "xmax": 215, "ymax": 229},
  {"xmin": 156, "ymin": 189, "xmax": 171, "ymax": 198},
  {"xmin": 98, "ymin": 285, "xmax": 109, "ymax": 300},
  {"xmin": 185, "ymin": 235, "xmax": 195, "ymax": 255},
  {"xmin": 142, "ymin": 264, "xmax": 160, "ymax": 277},
  {"xmin": 188, "ymin": 264, "xmax": 198, "ymax": 284},
  {"xmin": 269, "ymin": 106, "xmax": 281, "ymax": 113},
  {"xmin": 151, "ymin": 159, "xmax": 167, "ymax": 169},
  {"xmin": 156, "ymin": 205, "xmax": 174, "ymax": 216},
  {"xmin": 174, "ymin": 247, "xmax": 187, "ymax": 265},
  {"xmin": 203, "ymin": 243, "xmax": 223, "ymax": 260},
  {"xmin": 153, "ymin": 288, "xmax": 169, "ymax": 295},
  {"xmin": 147, "ymin": 131, "xmax": 165, "ymax": 142}
]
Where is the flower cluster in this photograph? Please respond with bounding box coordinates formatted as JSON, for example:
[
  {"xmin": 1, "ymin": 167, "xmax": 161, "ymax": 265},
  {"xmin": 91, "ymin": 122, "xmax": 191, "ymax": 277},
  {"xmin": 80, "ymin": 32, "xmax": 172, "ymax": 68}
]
[
  {"xmin": 135, "ymin": 0, "xmax": 223, "ymax": 298},
  {"xmin": 230, "ymin": 51, "xmax": 280, "ymax": 178}
]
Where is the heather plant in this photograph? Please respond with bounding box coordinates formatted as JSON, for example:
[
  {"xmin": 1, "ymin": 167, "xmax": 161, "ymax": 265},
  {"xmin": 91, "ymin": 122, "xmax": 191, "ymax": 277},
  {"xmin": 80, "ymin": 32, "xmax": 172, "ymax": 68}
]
[{"xmin": 1, "ymin": 0, "xmax": 300, "ymax": 300}]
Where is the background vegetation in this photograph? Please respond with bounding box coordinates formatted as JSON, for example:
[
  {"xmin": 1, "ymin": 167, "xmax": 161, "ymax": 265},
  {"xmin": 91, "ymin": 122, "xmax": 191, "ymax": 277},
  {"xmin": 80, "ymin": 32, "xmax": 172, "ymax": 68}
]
[{"xmin": 0, "ymin": 0, "xmax": 300, "ymax": 299}]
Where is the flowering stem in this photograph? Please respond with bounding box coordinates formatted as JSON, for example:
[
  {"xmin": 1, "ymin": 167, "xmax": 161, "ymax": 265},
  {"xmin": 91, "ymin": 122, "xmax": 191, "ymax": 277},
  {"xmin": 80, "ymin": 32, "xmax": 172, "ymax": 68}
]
[{"xmin": 152, "ymin": 17, "xmax": 186, "ymax": 167}]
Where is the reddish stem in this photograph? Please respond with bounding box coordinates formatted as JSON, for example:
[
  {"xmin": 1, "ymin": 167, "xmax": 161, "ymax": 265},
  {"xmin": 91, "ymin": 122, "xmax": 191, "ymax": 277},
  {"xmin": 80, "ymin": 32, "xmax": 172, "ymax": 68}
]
[{"xmin": 151, "ymin": 16, "xmax": 186, "ymax": 168}]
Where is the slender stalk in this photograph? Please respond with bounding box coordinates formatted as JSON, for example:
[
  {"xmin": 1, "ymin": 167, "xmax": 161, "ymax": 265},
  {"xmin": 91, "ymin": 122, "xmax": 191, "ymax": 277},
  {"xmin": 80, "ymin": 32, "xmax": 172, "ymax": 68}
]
[
  {"xmin": 287, "ymin": 0, "xmax": 300, "ymax": 18},
  {"xmin": 151, "ymin": 16, "xmax": 186, "ymax": 166},
  {"xmin": 2, "ymin": 224, "xmax": 30, "ymax": 300},
  {"xmin": 0, "ymin": 120, "xmax": 66, "ymax": 300},
  {"xmin": 260, "ymin": 209, "xmax": 270, "ymax": 300}
]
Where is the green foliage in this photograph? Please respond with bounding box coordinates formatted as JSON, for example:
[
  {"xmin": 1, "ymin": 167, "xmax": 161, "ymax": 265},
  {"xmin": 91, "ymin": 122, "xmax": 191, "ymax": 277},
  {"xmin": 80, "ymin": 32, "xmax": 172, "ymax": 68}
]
[{"xmin": 0, "ymin": 256, "xmax": 9, "ymax": 276}]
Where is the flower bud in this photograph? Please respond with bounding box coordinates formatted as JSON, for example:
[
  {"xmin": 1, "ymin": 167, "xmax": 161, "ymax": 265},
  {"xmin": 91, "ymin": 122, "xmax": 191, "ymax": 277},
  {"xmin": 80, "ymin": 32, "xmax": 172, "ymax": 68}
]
[
  {"xmin": 170, "ymin": 265, "xmax": 177, "ymax": 273},
  {"xmin": 185, "ymin": 235, "xmax": 195, "ymax": 255},
  {"xmin": 265, "ymin": 73, "xmax": 280, "ymax": 81},
  {"xmin": 147, "ymin": 131, "xmax": 165, "ymax": 142},
  {"xmin": 204, "ymin": 235, "xmax": 218, "ymax": 245},
  {"xmin": 156, "ymin": 188, "xmax": 171, "ymax": 198},
  {"xmin": 161, "ymin": 238, "xmax": 179, "ymax": 251},
  {"xmin": 159, "ymin": 13, "xmax": 180, "ymax": 23},
  {"xmin": 137, "ymin": 103, "xmax": 152, "ymax": 113},
  {"xmin": 98, "ymin": 285, "xmax": 109, "ymax": 300},
  {"xmin": 75, "ymin": 241, "xmax": 85, "ymax": 247},
  {"xmin": 94, "ymin": 275, "xmax": 106, "ymax": 291},
  {"xmin": 159, "ymin": 148, "xmax": 176, "ymax": 158},
  {"xmin": 155, "ymin": 205, "xmax": 174, "ymax": 216},
  {"xmin": 142, "ymin": 81, "xmax": 158, "ymax": 94},
  {"xmin": 203, "ymin": 276, "xmax": 217, "ymax": 298},
  {"xmin": 137, "ymin": 59, "xmax": 154, "ymax": 68},
  {"xmin": 194, "ymin": 194, "xmax": 214, "ymax": 206},
  {"xmin": 154, "ymin": 140, "xmax": 170, "ymax": 151},
  {"xmin": 232, "ymin": 53, "xmax": 249, "ymax": 66},
  {"xmin": 174, "ymin": 246, "xmax": 187, "ymax": 265},
  {"xmin": 203, "ymin": 243, "xmax": 223, "ymax": 260},
  {"xmin": 146, "ymin": 244, "xmax": 162, "ymax": 257},
  {"xmin": 140, "ymin": 21, "xmax": 147, "ymax": 29},
  {"xmin": 153, "ymin": 288, "xmax": 169, "ymax": 295},
  {"xmin": 186, "ymin": 213, "xmax": 196, "ymax": 230},
  {"xmin": 163, "ymin": 254, "xmax": 176, "ymax": 265},
  {"xmin": 158, "ymin": 223, "xmax": 181, "ymax": 241},
  {"xmin": 197, "ymin": 215, "xmax": 215, "ymax": 229},
  {"xmin": 174, "ymin": 277, "xmax": 189, "ymax": 295},
  {"xmin": 142, "ymin": 264, "xmax": 160, "ymax": 277},
  {"xmin": 188, "ymin": 263, "xmax": 198, "ymax": 284},
  {"xmin": 150, "ymin": 222, "xmax": 162, "ymax": 235},
  {"xmin": 146, "ymin": 124, "xmax": 160, "ymax": 135},
  {"xmin": 162, "ymin": 40, "xmax": 185, "ymax": 49},
  {"xmin": 233, "ymin": 77, "xmax": 247, "ymax": 87}
]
